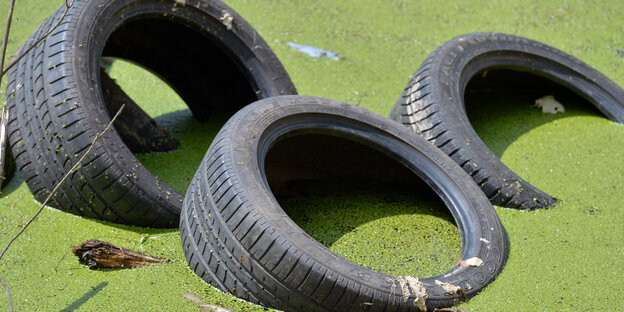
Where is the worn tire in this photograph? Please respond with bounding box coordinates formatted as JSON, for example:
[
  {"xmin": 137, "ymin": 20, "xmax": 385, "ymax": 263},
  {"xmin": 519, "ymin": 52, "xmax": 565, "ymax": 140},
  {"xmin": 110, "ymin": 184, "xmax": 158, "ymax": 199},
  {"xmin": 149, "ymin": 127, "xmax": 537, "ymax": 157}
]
[
  {"xmin": 181, "ymin": 96, "xmax": 508, "ymax": 311},
  {"xmin": 389, "ymin": 32, "xmax": 624, "ymax": 210},
  {"xmin": 6, "ymin": 0, "xmax": 296, "ymax": 227}
]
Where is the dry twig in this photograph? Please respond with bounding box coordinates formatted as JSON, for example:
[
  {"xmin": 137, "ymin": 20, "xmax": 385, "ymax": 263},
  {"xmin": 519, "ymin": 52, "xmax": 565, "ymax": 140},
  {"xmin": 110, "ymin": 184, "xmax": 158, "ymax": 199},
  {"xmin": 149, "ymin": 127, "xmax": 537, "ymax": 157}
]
[
  {"xmin": 1, "ymin": 0, "xmax": 75, "ymax": 77},
  {"xmin": 0, "ymin": 0, "xmax": 17, "ymax": 78},
  {"xmin": 0, "ymin": 276, "xmax": 11, "ymax": 312},
  {"xmin": 139, "ymin": 233, "xmax": 178, "ymax": 251}
]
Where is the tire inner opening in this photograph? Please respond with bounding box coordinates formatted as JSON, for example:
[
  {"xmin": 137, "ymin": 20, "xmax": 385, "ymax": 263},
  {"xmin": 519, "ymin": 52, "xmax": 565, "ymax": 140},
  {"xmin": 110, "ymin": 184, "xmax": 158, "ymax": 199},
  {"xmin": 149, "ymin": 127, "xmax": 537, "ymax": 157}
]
[
  {"xmin": 99, "ymin": 17, "xmax": 260, "ymax": 194},
  {"xmin": 465, "ymin": 69, "xmax": 601, "ymax": 158},
  {"xmin": 102, "ymin": 18, "xmax": 257, "ymax": 120},
  {"xmin": 265, "ymin": 133, "xmax": 461, "ymax": 278}
]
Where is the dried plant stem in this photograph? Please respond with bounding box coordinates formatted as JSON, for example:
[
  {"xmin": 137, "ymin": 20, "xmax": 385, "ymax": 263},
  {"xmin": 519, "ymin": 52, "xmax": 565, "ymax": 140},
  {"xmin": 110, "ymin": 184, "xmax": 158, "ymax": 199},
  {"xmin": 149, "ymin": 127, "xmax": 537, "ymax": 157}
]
[
  {"xmin": 0, "ymin": 276, "xmax": 11, "ymax": 312},
  {"xmin": 139, "ymin": 233, "xmax": 178, "ymax": 251},
  {"xmin": 0, "ymin": 0, "xmax": 17, "ymax": 78}
]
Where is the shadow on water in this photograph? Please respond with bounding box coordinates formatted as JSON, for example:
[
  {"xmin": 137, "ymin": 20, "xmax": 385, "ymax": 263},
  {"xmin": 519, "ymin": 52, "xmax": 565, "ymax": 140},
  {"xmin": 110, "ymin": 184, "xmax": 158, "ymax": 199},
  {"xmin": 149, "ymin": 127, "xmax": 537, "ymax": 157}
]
[
  {"xmin": 465, "ymin": 69, "xmax": 604, "ymax": 158},
  {"xmin": 0, "ymin": 167, "xmax": 23, "ymax": 197},
  {"xmin": 280, "ymin": 179, "xmax": 454, "ymax": 246},
  {"xmin": 134, "ymin": 109, "xmax": 230, "ymax": 195},
  {"xmin": 103, "ymin": 58, "xmax": 243, "ymax": 195},
  {"xmin": 267, "ymin": 134, "xmax": 462, "ymax": 278},
  {"xmin": 60, "ymin": 282, "xmax": 108, "ymax": 312},
  {"xmin": 279, "ymin": 179, "xmax": 461, "ymax": 278}
]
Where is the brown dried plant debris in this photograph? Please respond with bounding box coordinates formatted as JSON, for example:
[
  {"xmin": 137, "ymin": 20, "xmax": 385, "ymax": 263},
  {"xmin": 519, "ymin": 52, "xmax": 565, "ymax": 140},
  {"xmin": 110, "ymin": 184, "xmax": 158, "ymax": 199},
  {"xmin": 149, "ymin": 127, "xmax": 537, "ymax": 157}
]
[
  {"xmin": 455, "ymin": 257, "xmax": 483, "ymax": 267},
  {"xmin": 71, "ymin": 239, "xmax": 169, "ymax": 269}
]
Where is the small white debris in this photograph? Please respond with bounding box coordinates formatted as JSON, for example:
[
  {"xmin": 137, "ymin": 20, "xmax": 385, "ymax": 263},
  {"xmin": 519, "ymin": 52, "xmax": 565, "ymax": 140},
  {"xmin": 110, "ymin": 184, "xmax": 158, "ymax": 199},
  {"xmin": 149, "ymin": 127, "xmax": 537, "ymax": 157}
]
[
  {"xmin": 220, "ymin": 10, "xmax": 234, "ymax": 30},
  {"xmin": 435, "ymin": 280, "xmax": 462, "ymax": 295},
  {"xmin": 480, "ymin": 237, "xmax": 491, "ymax": 249},
  {"xmin": 459, "ymin": 257, "xmax": 483, "ymax": 267},
  {"xmin": 535, "ymin": 95, "xmax": 565, "ymax": 114},
  {"xmin": 172, "ymin": 0, "xmax": 186, "ymax": 11}
]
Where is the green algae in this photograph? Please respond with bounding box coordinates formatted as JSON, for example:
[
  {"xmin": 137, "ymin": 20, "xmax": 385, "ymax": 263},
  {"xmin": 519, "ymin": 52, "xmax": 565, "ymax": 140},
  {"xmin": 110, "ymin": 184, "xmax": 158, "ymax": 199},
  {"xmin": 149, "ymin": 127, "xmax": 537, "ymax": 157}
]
[
  {"xmin": 279, "ymin": 180, "xmax": 461, "ymax": 278},
  {"xmin": 106, "ymin": 59, "xmax": 187, "ymax": 118},
  {"xmin": 1, "ymin": 0, "xmax": 623, "ymax": 311},
  {"xmin": 0, "ymin": 177, "xmax": 265, "ymax": 311}
]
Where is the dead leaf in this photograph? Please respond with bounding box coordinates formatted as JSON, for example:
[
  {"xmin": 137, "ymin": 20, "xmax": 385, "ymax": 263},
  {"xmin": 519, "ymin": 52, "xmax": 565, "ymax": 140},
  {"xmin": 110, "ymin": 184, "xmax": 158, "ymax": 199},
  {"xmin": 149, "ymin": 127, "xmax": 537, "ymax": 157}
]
[
  {"xmin": 457, "ymin": 257, "xmax": 483, "ymax": 267},
  {"xmin": 435, "ymin": 280, "xmax": 463, "ymax": 295},
  {"xmin": 395, "ymin": 276, "xmax": 428, "ymax": 311},
  {"xmin": 71, "ymin": 239, "xmax": 168, "ymax": 269},
  {"xmin": 433, "ymin": 308, "xmax": 470, "ymax": 312}
]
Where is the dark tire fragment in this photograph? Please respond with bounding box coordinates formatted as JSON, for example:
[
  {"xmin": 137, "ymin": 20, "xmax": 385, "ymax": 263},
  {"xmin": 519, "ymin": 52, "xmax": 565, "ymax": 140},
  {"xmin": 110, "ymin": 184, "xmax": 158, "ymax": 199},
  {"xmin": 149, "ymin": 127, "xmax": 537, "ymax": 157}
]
[
  {"xmin": 6, "ymin": 0, "xmax": 296, "ymax": 227},
  {"xmin": 1, "ymin": 111, "xmax": 14, "ymax": 190},
  {"xmin": 181, "ymin": 95, "xmax": 508, "ymax": 311},
  {"xmin": 389, "ymin": 32, "xmax": 624, "ymax": 209}
]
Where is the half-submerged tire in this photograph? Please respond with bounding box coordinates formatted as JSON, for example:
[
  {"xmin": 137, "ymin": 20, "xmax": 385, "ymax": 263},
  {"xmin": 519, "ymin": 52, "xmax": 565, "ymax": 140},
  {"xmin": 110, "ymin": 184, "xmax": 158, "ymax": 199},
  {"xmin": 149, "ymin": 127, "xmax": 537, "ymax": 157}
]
[
  {"xmin": 181, "ymin": 96, "xmax": 508, "ymax": 311},
  {"xmin": 389, "ymin": 32, "xmax": 624, "ymax": 210},
  {"xmin": 5, "ymin": 0, "xmax": 296, "ymax": 227}
]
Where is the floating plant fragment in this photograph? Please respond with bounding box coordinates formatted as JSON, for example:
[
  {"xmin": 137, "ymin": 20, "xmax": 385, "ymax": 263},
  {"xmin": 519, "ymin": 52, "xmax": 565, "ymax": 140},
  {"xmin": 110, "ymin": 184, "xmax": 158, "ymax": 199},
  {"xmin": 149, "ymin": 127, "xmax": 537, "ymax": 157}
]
[
  {"xmin": 535, "ymin": 95, "xmax": 566, "ymax": 114},
  {"xmin": 287, "ymin": 42, "xmax": 341, "ymax": 60}
]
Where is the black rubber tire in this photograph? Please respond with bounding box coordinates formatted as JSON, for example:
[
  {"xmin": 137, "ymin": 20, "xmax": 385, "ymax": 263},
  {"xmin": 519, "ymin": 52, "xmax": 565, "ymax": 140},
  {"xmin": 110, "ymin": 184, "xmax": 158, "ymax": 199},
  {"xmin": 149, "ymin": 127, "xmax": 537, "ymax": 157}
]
[
  {"xmin": 5, "ymin": 0, "xmax": 296, "ymax": 227},
  {"xmin": 389, "ymin": 32, "xmax": 624, "ymax": 210},
  {"xmin": 181, "ymin": 95, "xmax": 508, "ymax": 311}
]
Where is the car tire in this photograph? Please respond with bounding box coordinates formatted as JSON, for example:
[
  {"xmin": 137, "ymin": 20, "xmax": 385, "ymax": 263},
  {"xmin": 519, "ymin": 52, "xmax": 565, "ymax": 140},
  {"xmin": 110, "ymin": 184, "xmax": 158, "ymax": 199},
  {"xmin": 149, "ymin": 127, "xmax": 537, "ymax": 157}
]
[{"xmin": 181, "ymin": 95, "xmax": 508, "ymax": 311}]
